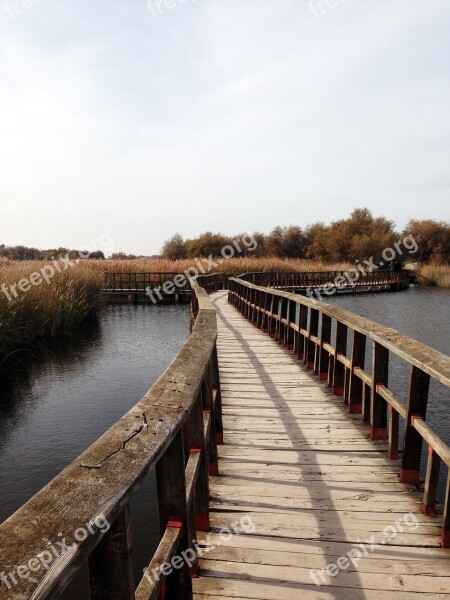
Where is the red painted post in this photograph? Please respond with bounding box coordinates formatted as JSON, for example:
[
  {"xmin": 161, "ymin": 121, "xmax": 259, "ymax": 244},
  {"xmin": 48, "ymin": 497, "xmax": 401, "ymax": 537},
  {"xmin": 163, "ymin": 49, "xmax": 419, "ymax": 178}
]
[{"xmin": 400, "ymin": 366, "xmax": 430, "ymax": 484}]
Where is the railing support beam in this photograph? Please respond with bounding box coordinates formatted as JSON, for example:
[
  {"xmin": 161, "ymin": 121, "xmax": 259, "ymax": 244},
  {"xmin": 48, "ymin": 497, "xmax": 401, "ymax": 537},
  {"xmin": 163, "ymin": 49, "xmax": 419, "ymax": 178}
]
[
  {"xmin": 88, "ymin": 504, "xmax": 135, "ymax": 600},
  {"xmin": 401, "ymin": 367, "xmax": 430, "ymax": 484}
]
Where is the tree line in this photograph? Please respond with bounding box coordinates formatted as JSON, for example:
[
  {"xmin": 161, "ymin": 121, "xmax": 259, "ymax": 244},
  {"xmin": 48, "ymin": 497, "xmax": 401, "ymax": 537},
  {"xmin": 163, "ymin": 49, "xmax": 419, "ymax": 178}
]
[
  {"xmin": 0, "ymin": 245, "xmax": 107, "ymax": 261},
  {"xmin": 161, "ymin": 209, "xmax": 450, "ymax": 264},
  {"xmin": 2, "ymin": 209, "xmax": 449, "ymax": 264}
]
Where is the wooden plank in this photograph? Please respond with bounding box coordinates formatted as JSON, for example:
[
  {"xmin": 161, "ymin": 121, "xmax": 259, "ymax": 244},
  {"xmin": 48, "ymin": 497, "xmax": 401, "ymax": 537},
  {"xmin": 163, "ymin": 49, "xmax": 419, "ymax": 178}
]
[
  {"xmin": 197, "ymin": 560, "xmax": 450, "ymax": 594},
  {"xmin": 196, "ymin": 291, "xmax": 450, "ymax": 599},
  {"xmin": 194, "ymin": 578, "xmax": 450, "ymax": 599},
  {"xmin": 197, "ymin": 531, "xmax": 450, "ymax": 560},
  {"xmin": 135, "ymin": 526, "xmax": 181, "ymax": 600}
]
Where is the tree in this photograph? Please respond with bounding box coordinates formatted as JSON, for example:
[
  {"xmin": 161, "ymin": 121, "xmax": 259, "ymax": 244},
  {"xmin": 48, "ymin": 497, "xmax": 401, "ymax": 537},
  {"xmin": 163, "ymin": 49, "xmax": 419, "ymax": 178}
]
[
  {"xmin": 266, "ymin": 227, "xmax": 286, "ymax": 257},
  {"xmin": 110, "ymin": 252, "xmax": 138, "ymax": 260},
  {"xmin": 283, "ymin": 226, "xmax": 308, "ymax": 258},
  {"xmin": 305, "ymin": 209, "xmax": 397, "ymax": 263},
  {"xmin": 250, "ymin": 232, "xmax": 267, "ymax": 257},
  {"xmin": 185, "ymin": 232, "xmax": 229, "ymax": 258},
  {"xmin": 403, "ymin": 220, "xmax": 450, "ymax": 264},
  {"xmin": 161, "ymin": 234, "xmax": 187, "ymax": 260},
  {"xmin": 305, "ymin": 222, "xmax": 332, "ymax": 261}
]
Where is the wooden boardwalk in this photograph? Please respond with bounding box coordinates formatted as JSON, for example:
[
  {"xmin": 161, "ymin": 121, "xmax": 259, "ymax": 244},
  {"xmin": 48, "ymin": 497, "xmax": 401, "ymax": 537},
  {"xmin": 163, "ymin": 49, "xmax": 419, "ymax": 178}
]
[{"xmin": 193, "ymin": 291, "xmax": 450, "ymax": 599}]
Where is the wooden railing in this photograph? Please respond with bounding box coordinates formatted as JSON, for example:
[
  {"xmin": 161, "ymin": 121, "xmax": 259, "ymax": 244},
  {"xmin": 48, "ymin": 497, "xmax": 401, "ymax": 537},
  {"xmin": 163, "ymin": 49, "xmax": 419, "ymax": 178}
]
[
  {"xmin": 237, "ymin": 270, "xmax": 411, "ymax": 289},
  {"xmin": 103, "ymin": 272, "xmax": 191, "ymax": 292},
  {"xmin": 102, "ymin": 270, "xmax": 410, "ymax": 296},
  {"xmin": 228, "ymin": 277, "xmax": 450, "ymax": 548},
  {"xmin": 195, "ymin": 274, "xmax": 230, "ymax": 294},
  {"xmin": 0, "ymin": 279, "xmax": 222, "ymax": 599}
]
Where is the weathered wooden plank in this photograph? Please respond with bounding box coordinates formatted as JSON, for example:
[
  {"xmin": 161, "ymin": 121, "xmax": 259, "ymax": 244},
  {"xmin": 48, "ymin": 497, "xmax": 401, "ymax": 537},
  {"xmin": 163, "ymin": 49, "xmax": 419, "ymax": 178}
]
[
  {"xmin": 0, "ymin": 280, "xmax": 218, "ymax": 600},
  {"xmin": 198, "ymin": 560, "xmax": 450, "ymax": 594},
  {"xmin": 135, "ymin": 527, "xmax": 181, "ymax": 600},
  {"xmin": 196, "ymin": 290, "xmax": 450, "ymax": 599},
  {"xmin": 196, "ymin": 531, "xmax": 450, "ymax": 559},
  {"xmin": 194, "ymin": 577, "xmax": 450, "ymax": 599}
]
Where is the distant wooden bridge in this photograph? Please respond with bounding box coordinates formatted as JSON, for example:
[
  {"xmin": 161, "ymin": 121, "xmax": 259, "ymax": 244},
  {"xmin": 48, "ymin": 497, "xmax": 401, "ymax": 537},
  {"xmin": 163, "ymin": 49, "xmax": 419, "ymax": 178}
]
[
  {"xmin": 1, "ymin": 274, "xmax": 449, "ymax": 599},
  {"xmin": 102, "ymin": 270, "xmax": 411, "ymax": 303}
]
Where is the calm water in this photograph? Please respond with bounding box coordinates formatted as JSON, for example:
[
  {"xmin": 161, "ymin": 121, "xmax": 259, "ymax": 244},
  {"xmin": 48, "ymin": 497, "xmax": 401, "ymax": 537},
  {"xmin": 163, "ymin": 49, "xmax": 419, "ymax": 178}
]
[
  {"xmin": 0, "ymin": 288, "xmax": 449, "ymax": 597},
  {"xmin": 0, "ymin": 303, "xmax": 190, "ymax": 598}
]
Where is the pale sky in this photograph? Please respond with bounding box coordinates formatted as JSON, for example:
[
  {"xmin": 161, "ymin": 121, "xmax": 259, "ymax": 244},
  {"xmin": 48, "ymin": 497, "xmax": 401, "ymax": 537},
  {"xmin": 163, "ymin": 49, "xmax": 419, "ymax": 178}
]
[{"xmin": 0, "ymin": 0, "xmax": 449, "ymax": 255}]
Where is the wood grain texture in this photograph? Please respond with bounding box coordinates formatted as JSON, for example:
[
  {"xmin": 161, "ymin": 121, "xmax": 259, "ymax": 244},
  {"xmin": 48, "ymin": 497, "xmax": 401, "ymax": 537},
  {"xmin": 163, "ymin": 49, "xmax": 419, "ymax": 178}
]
[
  {"xmin": 193, "ymin": 291, "xmax": 450, "ymax": 599},
  {"xmin": 0, "ymin": 280, "xmax": 217, "ymax": 599}
]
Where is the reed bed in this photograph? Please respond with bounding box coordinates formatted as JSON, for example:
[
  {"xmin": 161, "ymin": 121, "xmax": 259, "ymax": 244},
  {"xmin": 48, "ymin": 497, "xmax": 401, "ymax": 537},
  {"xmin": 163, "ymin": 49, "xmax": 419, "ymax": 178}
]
[
  {"xmin": 0, "ymin": 261, "xmax": 102, "ymax": 370},
  {"xmin": 419, "ymin": 264, "xmax": 450, "ymax": 288},
  {"xmin": 2, "ymin": 256, "xmax": 446, "ymax": 371},
  {"xmin": 101, "ymin": 257, "xmax": 353, "ymax": 275}
]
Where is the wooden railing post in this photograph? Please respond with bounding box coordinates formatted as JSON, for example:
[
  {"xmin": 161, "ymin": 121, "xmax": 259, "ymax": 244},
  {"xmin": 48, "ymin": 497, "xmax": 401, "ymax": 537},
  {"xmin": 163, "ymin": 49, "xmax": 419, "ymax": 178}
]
[
  {"xmin": 297, "ymin": 304, "xmax": 308, "ymax": 361},
  {"xmin": 371, "ymin": 342, "xmax": 389, "ymax": 440},
  {"xmin": 262, "ymin": 292, "xmax": 270, "ymax": 333},
  {"xmin": 317, "ymin": 314, "xmax": 331, "ymax": 380},
  {"xmin": 236, "ymin": 283, "xmax": 242, "ymax": 311},
  {"xmin": 400, "ymin": 366, "xmax": 430, "ymax": 484},
  {"xmin": 210, "ymin": 345, "xmax": 223, "ymax": 445},
  {"xmin": 181, "ymin": 394, "xmax": 204, "ymax": 580},
  {"xmin": 362, "ymin": 382, "xmax": 370, "ymax": 425},
  {"xmin": 306, "ymin": 308, "xmax": 319, "ymax": 369},
  {"xmin": 247, "ymin": 287, "xmax": 253, "ymax": 320},
  {"xmin": 187, "ymin": 390, "xmax": 211, "ymax": 535},
  {"xmin": 278, "ymin": 297, "xmax": 288, "ymax": 344},
  {"xmin": 442, "ymin": 475, "xmax": 450, "ymax": 548},
  {"xmin": 250, "ymin": 289, "xmax": 258, "ymax": 324},
  {"xmin": 88, "ymin": 504, "xmax": 134, "ymax": 600},
  {"xmin": 421, "ymin": 447, "xmax": 441, "ymax": 516},
  {"xmin": 285, "ymin": 299, "xmax": 296, "ymax": 350},
  {"xmin": 269, "ymin": 295, "xmax": 278, "ymax": 339},
  {"xmin": 348, "ymin": 332, "xmax": 366, "ymax": 414},
  {"xmin": 332, "ymin": 322, "xmax": 348, "ymax": 396},
  {"xmin": 156, "ymin": 431, "xmax": 193, "ymax": 599},
  {"xmin": 202, "ymin": 367, "xmax": 219, "ymax": 476},
  {"xmin": 388, "ymin": 406, "xmax": 400, "ymax": 460},
  {"xmin": 256, "ymin": 291, "xmax": 264, "ymax": 329}
]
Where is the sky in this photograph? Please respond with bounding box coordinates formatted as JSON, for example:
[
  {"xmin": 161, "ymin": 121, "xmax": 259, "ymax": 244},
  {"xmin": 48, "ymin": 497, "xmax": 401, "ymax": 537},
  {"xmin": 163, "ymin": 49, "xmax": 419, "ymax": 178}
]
[{"xmin": 0, "ymin": 0, "xmax": 449, "ymax": 256}]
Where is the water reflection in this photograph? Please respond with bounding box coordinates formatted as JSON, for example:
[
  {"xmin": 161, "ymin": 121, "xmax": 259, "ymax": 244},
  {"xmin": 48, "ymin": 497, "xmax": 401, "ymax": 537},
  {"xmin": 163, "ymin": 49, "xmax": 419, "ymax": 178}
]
[
  {"xmin": 0, "ymin": 303, "xmax": 190, "ymax": 600},
  {"xmin": 0, "ymin": 315, "xmax": 102, "ymax": 446}
]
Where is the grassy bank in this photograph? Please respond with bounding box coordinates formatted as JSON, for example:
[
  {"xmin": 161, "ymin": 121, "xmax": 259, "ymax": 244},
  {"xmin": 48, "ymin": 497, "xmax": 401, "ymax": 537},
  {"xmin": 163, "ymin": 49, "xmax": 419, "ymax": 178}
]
[
  {"xmin": 0, "ymin": 260, "xmax": 102, "ymax": 371},
  {"xmin": 418, "ymin": 264, "xmax": 450, "ymax": 288}
]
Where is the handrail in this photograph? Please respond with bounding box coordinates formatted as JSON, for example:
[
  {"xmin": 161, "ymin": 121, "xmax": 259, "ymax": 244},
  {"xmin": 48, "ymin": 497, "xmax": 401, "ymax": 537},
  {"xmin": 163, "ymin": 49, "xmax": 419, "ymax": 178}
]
[
  {"xmin": 228, "ymin": 277, "xmax": 450, "ymax": 548},
  {"xmin": 103, "ymin": 272, "xmax": 192, "ymax": 292},
  {"xmin": 236, "ymin": 270, "xmax": 410, "ymax": 290},
  {"xmin": 102, "ymin": 270, "xmax": 410, "ymax": 294},
  {"xmin": 0, "ymin": 279, "xmax": 222, "ymax": 599}
]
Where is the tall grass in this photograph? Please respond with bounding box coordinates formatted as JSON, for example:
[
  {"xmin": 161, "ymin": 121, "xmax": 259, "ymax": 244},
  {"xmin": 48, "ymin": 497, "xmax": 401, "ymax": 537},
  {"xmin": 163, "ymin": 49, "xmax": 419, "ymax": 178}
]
[
  {"xmin": 101, "ymin": 257, "xmax": 353, "ymax": 275},
  {"xmin": 3, "ymin": 255, "xmax": 445, "ymax": 372},
  {"xmin": 419, "ymin": 264, "xmax": 450, "ymax": 288},
  {"xmin": 0, "ymin": 261, "xmax": 102, "ymax": 371}
]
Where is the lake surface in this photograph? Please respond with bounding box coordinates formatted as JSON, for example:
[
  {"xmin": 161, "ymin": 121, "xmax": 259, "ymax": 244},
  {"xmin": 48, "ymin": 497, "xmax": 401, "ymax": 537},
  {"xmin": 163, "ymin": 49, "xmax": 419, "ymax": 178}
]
[
  {"xmin": 0, "ymin": 303, "xmax": 191, "ymax": 598},
  {"xmin": 0, "ymin": 287, "xmax": 449, "ymax": 597}
]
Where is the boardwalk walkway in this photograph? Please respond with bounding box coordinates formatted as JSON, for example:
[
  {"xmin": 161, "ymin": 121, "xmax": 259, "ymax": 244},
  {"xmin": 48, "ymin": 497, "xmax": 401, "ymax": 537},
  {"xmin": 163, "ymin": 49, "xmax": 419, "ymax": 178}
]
[{"xmin": 193, "ymin": 291, "xmax": 450, "ymax": 599}]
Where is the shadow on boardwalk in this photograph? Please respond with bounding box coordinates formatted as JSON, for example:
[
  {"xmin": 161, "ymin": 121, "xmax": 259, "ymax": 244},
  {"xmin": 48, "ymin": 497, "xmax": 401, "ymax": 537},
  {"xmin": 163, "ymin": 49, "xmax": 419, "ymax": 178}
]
[{"xmin": 192, "ymin": 291, "xmax": 447, "ymax": 599}]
